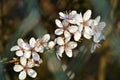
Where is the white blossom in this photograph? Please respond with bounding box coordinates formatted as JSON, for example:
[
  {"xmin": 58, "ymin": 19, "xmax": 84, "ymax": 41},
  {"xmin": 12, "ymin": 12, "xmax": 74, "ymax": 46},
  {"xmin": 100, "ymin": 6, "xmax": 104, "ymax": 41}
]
[
  {"xmin": 11, "ymin": 37, "xmax": 43, "ymax": 64},
  {"xmin": 59, "ymin": 10, "xmax": 78, "ymax": 24},
  {"xmin": 75, "ymin": 10, "xmax": 93, "ymax": 39},
  {"xmin": 91, "ymin": 16, "xmax": 106, "ymax": 43},
  {"xmin": 56, "ymin": 37, "xmax": 77, "ymax": 58},
  {"xmin": 55, "ymin": 19, "xmax": 78, "ymax": 39},
  {"xmin": 34, "ymin": 34, "xmax": 50, "ymax": 53},
  {"xmin": 13, "ymin": 57, "xmax": 37, "ymax": 80},
  {"xmin": 10, "ymin": 38, "xmax": 30, "ymax": 57}
]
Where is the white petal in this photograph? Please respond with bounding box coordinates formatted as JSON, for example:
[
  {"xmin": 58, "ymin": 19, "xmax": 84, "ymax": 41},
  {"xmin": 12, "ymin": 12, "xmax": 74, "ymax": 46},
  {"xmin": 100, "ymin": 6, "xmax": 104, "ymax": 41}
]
[
  {"xmin": 95, "ymin": 16, "xmax": 101, "ymax": 23},
  {"xmin": 16, "ymin": 50, "xmax": 23, "ymax": 57},
  {"xmin": 68, "ymin": 11, "xmax": 77, "ymax": 21},
  {"xmin": 83, "ymin": 33, "xmax": 92, "ymax": 39},
  {"xmin": 64, "ymin": 31, "xmax": 71, "ymax": 39},
  {"xmin": 65, "ymin": 48, "xmax": 72, "ymax": 57},
  {"xmin": 62, "ymin": 20, "xmax": 69, "ymax": 26},
  {"xmin": 69, "ymin": 10, "xmax": 77, "ymax": 17},
  {"xmin": 59, "ymin": 12, "xmax": 66, "ymax": 19},
  {"xmin": 10, "ymin": 45, "xmax": 20, "ymax": 51},
  {"xmin": 78, "ymin": 25, "xmax": 83, "ymax": 32},
  {"xmin": 23, "ymin": 50, "xmax": 31, "ymax": 58},
  {"xmin": 19, "ymin": 71, "xmax": 27, "ymax": 80},
  {"xmin": 97, "ymin": 22, "xmax": 106, "ymax": 31},
  {"xmin": 32, "ymin": 52, "xmax": 40, "ymax": 61},
  {"xmin": 42, "ymin": 34, "xmax": 50, "ymax": 42},
  {"xmin": 38, "ymin": 47, "xmax": 44, "ymax": 53},
  {"xmin": 74, "ymin": 31, "xmax": 81, "ymax": 41},
  {"xmin": 55, "ymin": 19, "xmax": 63, "ymax": 28},
  {"xmin": 76, "ymin": 13, "xmax": 83, "ymax": 24},
  {"xmin": 93, "ymin": 33, "xmax": 101, "ymax": 43},
  {"xmin": 20, "ymin": 57, "xmax": 27, "ymax": 66},
  {"xmin": 55, "ymin": 29, "xmax": 63, "ymax": 35},
  {"xmin": 27, "ymin": 69, "xmax": 37, "ymax": 78},
  {"xmin": 83, "ymin": 26, "xmax": 92, "ymax": 39},
  {"xmin": 17, "ymin": 39, "xmax": 30, "ymax": 50},
  {"xmin": 48, "ymin": 41, "xmax": 55, "ymax": 49},
  {"xmin": 29, "ymin": 37, "xmax": 36, "ymax": 48},
  {"xmin": 13, "ymin": 65, "xmax": 23, "ymax": 72},
  {"xmin": 68, "ymin": 11, "xmax": 77, "ymax": 24},
  {"xmin": 22, "ymin": 43, "xmax": 30, "ymax": 50},
  {"xmin": 79, "ymin": 12, "xmax": 83, "ymax": 20},
  {"xmin": 56, "ymin": 46, "xmax": 64, "ymax": 57},
  {"xmin": 83, "ymin": 10, "xmax": 92, "ymax": 21},
  {"xmin": 67, "ymin": 41, "xmax": 77, "ymax": 49},
  {"xmin": 17, "ymin": 38, "xmax": 24, "ymax": 47},
  {"xmin": 56, "ymin": 37, "xmax": 64, "ymax": 45},
  {"xmin": 68, "ymin": 26, "xmax": 78, "ymax": 33},
  {"xmin": 65, "ymin": 37, "xmax": 71, "ymax": 43}
]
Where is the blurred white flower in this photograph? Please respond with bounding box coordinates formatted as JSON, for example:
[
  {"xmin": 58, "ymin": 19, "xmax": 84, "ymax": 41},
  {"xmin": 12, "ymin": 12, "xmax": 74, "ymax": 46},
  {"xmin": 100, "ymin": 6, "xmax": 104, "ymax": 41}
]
[
  {"xmin": 59, "ymin": 10, "xmax": 78, "ymax": 24},
  {"xmin": 10, "ymin": 38, "xmax": 30, "ymax": 57},
  {"xmin": 75, "ymin": 10, "xmax": 93, "ymax": 39},
  {"xmin": 56, "ymin": 37, "xmax": 77, "ymax": 58},
  {"xmin": 55, "ymin": 19, "xmax": 78, "ymax": 39},
  {"xmin": 10, "ymin": 37, "xmax": 43, "ymax": 64},
  {"xmin": 34, "ymin": 34, "xmax": 50, "ymax": 53},
  {"xmin": 13, "ymin": 57, "xmax": 37, "ymax": 80},
  {"xmin": 91, "ymin": 16, "xmax": 106, "ymax": 43}
]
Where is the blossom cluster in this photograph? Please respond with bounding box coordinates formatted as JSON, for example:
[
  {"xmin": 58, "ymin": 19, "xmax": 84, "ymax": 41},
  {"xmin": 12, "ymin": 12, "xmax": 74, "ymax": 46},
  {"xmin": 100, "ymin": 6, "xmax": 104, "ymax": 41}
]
[
  {"xmin": 10, "ymin": 34, "xmax": 55, "ymax": 80},
  {"xmin": 10, "ymin": 9, "xmax": 106, "ymax": 80},
  {"xmin": 55, "ymin": 9, "xmax": 106, "ymax": 58}
]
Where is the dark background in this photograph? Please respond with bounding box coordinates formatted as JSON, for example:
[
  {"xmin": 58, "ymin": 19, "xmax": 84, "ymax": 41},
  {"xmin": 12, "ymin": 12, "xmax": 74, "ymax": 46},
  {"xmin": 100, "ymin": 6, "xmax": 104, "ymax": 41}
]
[{"xmin": 0, "ymin": 0, "xmax": 120, "ymax": 80}]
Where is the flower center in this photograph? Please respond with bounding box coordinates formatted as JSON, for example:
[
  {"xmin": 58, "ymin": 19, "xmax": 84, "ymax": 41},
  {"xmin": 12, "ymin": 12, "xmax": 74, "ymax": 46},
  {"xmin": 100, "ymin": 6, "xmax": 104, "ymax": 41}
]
[
  {"xmin": 63, "ymin": 27, "xmax": 67, "ymax": 30},
  {"xmin": 64, "ymin": 43, "xmax": 68, "ymax": 49},
  {"xmin": 34, "ymin": 60, "xmax": 39, "ymax": 64},
  {"xmin": 36, "ymin": 40, "xmax": 44, "ymax": 48},
  {"xmin": 67, "ymin": 17, "xmax": 72, "ymax": 20},
  {"xmin": 23, "ymin": 66, "xmax": 28, "ymax": 71},
  {"xmin": 80, "ymin": 21, "xmax": 88, "ymax": 27}
]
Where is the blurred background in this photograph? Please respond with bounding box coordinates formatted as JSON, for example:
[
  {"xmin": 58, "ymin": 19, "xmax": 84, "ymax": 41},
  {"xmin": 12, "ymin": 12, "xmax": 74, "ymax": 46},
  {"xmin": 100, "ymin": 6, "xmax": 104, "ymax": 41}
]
[{"xmin": 0, "ymin": 0, "xmax": 120, "ymax": 80}]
